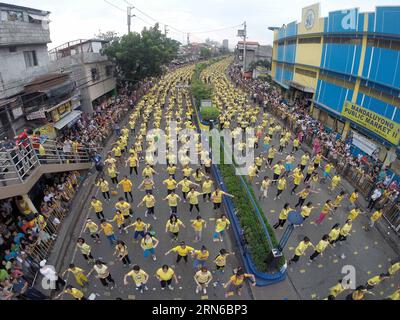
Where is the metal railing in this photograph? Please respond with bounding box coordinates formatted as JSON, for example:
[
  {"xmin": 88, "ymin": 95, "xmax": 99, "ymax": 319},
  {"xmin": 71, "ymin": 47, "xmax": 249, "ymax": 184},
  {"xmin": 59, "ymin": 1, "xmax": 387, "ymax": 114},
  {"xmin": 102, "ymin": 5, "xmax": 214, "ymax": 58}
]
[{"xmin": 0, "ymin": 139, "xmax": 91, "ymax": 187}]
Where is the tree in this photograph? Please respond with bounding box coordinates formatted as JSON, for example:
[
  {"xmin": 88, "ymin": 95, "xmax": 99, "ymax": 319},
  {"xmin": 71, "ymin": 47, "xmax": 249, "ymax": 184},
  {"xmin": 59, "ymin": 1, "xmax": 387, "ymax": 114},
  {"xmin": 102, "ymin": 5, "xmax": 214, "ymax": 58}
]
[
  {"xmin": 249, "ymin": 59, "xmax": 271, "ymax": 71},
  {"xmin": 102, "ymin": 24, "xmax": 180, "ymax": 82},
  {"xmin": 200, "ymin": 47, "xmax": 212, "ymax": 59},
  {"xmin": 94, "ymin": 30, "xmax": 120, "ymax": 43}
]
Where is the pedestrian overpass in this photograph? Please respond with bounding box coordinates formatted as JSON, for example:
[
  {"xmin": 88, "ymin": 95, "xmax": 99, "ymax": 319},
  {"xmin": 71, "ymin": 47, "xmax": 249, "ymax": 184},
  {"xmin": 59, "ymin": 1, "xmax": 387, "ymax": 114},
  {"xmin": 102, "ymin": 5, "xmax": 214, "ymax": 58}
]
[{"xmin": 0, "ymin": 139, "xmax": 92, "ymax": 200}]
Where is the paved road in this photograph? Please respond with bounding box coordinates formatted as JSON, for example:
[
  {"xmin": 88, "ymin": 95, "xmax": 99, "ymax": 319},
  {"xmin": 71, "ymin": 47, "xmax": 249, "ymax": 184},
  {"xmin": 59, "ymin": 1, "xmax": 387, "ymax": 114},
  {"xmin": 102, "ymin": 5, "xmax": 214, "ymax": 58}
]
[
  {"xmin": 59, "ymin": 67, "xmax": 252, "ymax": 301},
  {"xmin": 220, "ymin": 73, "xmax": 400, "ymax": 300}
]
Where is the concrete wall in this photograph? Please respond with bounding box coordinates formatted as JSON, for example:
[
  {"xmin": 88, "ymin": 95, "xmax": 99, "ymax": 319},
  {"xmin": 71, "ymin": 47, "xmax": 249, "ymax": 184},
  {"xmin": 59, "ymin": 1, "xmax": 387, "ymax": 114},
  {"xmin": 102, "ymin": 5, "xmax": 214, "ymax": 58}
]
[
  {"xmin": 0, "ymin": 20, "xmax": 50, "ymax": 47},
  {"xmin": 0, "ymin": 44, "xmax": 50, "ymax": 98}
]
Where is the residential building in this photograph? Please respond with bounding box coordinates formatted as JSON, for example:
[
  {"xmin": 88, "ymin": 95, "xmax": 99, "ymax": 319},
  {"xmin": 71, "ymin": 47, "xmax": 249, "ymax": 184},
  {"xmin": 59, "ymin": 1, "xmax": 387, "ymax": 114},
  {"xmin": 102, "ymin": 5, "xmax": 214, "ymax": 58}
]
[
  {"xmin": 236, "ymin": 41, "xmax": 273, "ymax": 71},
  {"xmin": 270, "ymin": 3, "xmax": 400, "ymax": 166},
  {"xmin": 0, "ymin": 2, "xmax": 51, "ymax": 138},
  {"xmin": 48, "ymin": 39, "xmax": 117, "ymax": 113}
]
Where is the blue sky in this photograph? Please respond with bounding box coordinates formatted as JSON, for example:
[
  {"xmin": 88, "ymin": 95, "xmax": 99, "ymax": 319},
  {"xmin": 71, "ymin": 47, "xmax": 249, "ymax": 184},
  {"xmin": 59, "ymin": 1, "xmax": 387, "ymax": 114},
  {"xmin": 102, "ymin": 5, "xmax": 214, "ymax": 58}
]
[{"xmin": 6, "ymin": 0, "xmax": 400, "ymax": 48}]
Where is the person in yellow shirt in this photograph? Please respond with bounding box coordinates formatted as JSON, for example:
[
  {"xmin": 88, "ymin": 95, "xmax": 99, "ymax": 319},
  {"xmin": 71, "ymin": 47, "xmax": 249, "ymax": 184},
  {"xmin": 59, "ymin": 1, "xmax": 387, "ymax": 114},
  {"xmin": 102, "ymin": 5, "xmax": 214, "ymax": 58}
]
[
  {"xmin": 138, "ymin": 193, "xmax": 157, "ymax": 220},
  {"xmin": 182, "ymin": 165, "xmax": 193, "ymax": 179},
  {"xmin": 213, "ymin": 248, "xmax": 234, "ymax": 278},
  {"xmin": 90, "ymin": 196, "xmax": 104, "ymax": 220},
  {"xmin": 125, "ymin": 217, "xmax": 148, "ymax": 242},
  {"xmin": 76, "ymin": 238, "xmax": 95, "ymax": 262},
  {"xmin": 213, "ymin": 214, "xmax": 231, "ymax": 242},
  {"xmin": 83, "ymin": 218, "xmax": 100, "ymax": 243},
  {"xmin": 292, "ymin": 138, "xmax": 300, "ymax": 153},
  {"xmin": 99, "ymin": 219, "xmax": 117, "ymax": 245},
  {"xmin": 194, "ymin": 266, "xmax": 213, "ymax": 295},
  {"xmin": 348, "ymin": 190, "xmax": 359, "ymax": 210},
  {"xmin": 165, "ymin": 214, "xmax": 186, "ymax": 241},
  {"xmin": 331, "ymin": 191, "xmax": 346, "ymax": 213},
  {"xmin": 300, "ymin": 153, "xmax": 310, "ymax": 172},
  {"xmin": 124, "ymin": 265, "xmax": 149, "ymax": 293},
  {"xmin": 192, "ymin": 168, "xmax": 205, "ymax": 183},
  {"xmin": 165, "ymin": 241, "xmax": 195, "ymax": 264},
  {"xmin": 335, "ymin": 219, "xmax": 353, "ymax": 244},
  {"xmin": 273, "ymin": 203, "xmax": 293, "ymax": 229},
  {"xmin": 366, "ymin": 209, "xmax": 383, "ymax": 230},
  {"xmin": 202, "ymin": 177, "xmax": 214, "ymax": 202},
  {"xmin": 347, "ymin": 207, "xmax": 363, "ymax": 221},
  {"xmin": 288, "ymin": 237, "xmax": 314, "ymax": 264},
  {"xmin": 295, "ymin": 186, "xmax": 318, "ymax": 208},
  {"xmin": 267, "ymin": 146, "xmax": 276, "ymax": 166},
  {"xmin": 290, "ymin": 171, "xmax": 304, "ymax": 195},
  {"xmin": 385, "ymin": 289, "xmax": 400, "ymax": 300},
  {"xmin": 155, "ymin": 264, "xmax": 178, "ymax": 290},
  {"xmin": 300, "ymin": 202, "xmax": 315, "ymax": 224},
  {"xmin": 192, "ymin": 245, "xmax": 210, "ymax": 270},
  {"xmin": 163, "ymin": 175, "xmax": 177, "ymax": 195},
  {"xmin": 191, "ymin": 215, "xmax": 206, "ymax": 242},
  {"xmin": 115, "ymin": 198, "xmax": 132, "ymax": 223},
  {"xmin": 315, "ymin": 200, "xmax": 333, "ymax": 225},
  {"xmin": 274, "ymin": 175, "xmax": 287, "ymax": 200},
  {"xmin": 61, "ymin": 263, "xmax": 89, "ymax": 287},
  {"xmin": 114, "ymin": 240, "xmax": 131, "ymax": 267},
  {"xmin": 178, "ymin": 177, "xmax": 199, "ymax": 201},
  {"xmin": 272, "ymin": 161, "xmax": 284, "ymax": 182},
  {"xmin": 118, "ymin": 176, "xmax": 133, "ymax": 202},
  {"xmin": 309, "ymin": 234, "xmax": 331, "ymax": 262},
  {"xmin": 55, "ymin": 285, "xmax": 86, "ymax": 300},
  {"xmin": 126, "ymin": 153, "xmax": 139, "ymax": 176},
  {"xmin": 109, "ymin": 210, "xmax": 127, "ymax": 234},
  {"xmin": 365, "ymin": 273, "xmax": 389, "ymax": 290},
  {"xmin": 329, "ymin": 175, "xmax": 342, "ymax": 194},
  {"xmin": 224, "ymin": 267, "xmax": 256, "ymax": 298},
  {"xmin": 327, "ymin": 279, "xmax": 348, "ymax": 300},
  {"xmin": 138, "ymin": 176, "xmax": 155, "ymax": 195},
  {"xmin": 187, "ymin": 187, "xmax": 203, "ymax": 213},
  {"xmin": 166, "ymin": 163, "xmax": 177, "ymax": 179},
  {"xmin": 328, "ymin": 223, "xmax": 341, "ymax": 245},
  {"xmin": 211, "ymin": 187, "xmax": 234, "ymax": 210},
  {"xmin": 321, "ymin": 163, "xmax": 334, "ymax": 183},
  {"xmin": 163, "ymin": 190, "xmax": 181, "ymax": 214},
  {"xmin": 107, "ymin": 163, "xmax": 119, "ymax": 185},
  {"xmin": 96, "ymin": 177, "xmax": 110, "ymax": 201},
  {"xmin": 142, "ymin": 164, "xmax": 158, "ymax": 178},
  {"xmin": 384, "ymin": 262, "xmax": 400, "ymax": 277},
  {"xmin": 111, "ymin": 144, "xmax": 122, "ymax": 164}
]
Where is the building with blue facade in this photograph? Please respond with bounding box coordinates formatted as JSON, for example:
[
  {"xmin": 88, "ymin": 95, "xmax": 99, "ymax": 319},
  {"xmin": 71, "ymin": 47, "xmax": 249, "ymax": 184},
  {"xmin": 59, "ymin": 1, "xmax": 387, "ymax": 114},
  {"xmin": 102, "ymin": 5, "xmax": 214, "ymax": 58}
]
[{"xmin": 270, "ymin": 3, "xmax": 400, "ymax": 168}]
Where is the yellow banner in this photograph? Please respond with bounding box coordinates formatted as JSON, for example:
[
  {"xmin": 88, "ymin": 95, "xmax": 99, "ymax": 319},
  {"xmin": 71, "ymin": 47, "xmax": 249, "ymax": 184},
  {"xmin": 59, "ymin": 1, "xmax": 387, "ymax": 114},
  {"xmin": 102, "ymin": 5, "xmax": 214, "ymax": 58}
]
[{"xmin": 342, "ymin": 101, "xmax": 400, "ymax": 145}]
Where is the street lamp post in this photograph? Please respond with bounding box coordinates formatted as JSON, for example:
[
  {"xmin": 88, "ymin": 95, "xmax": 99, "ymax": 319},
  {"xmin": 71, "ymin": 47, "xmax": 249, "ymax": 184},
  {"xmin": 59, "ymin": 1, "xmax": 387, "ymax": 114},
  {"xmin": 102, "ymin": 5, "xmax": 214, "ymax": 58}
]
[{"xmin": 265, "ymin": 211, "xmax": 303, "ymax": 269}]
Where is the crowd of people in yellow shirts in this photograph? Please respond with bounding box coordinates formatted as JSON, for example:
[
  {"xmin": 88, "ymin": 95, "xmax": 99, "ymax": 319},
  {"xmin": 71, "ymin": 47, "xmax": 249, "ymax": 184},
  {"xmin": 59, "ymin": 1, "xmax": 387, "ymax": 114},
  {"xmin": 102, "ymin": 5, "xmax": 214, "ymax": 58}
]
[{"xmin": 56, "ymin": 57, "xmax": 398, "ymax": 301}]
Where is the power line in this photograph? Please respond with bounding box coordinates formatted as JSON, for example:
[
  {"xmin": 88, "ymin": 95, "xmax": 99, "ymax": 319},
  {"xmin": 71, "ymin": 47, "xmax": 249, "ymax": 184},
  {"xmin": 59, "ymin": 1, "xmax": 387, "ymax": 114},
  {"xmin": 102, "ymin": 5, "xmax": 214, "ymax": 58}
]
[{"xmin": 103, "ymin": 0, "xmax": 125, "ymax": 12}]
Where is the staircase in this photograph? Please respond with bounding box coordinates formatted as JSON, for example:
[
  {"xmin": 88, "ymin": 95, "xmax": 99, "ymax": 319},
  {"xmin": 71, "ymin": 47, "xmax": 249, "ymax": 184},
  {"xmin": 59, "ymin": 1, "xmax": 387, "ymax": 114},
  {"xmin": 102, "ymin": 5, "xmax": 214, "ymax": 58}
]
[{"xmin": 0, "ymin": 139, "xmax": 92, "ymax": 200}]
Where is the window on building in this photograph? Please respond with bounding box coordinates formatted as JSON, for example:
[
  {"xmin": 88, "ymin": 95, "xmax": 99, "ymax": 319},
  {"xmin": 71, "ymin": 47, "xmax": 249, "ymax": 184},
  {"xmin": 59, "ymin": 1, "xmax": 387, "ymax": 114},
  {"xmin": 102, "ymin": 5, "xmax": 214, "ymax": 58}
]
[
  {"xmin": 324, "ymin": 36, "xmax": 361, "ymax": 45},
  {"xmin": 23, "ymin": 51, "xmax": 38, "ymax": 68},
  {"xmin": 91, "ymin": 68, "xmax": 99, "ymax": 81},
  {"xmin": 105, "ymin": 65, "xmax": 113, "ymax": 77},
  {"xmin": 9, "ymin": 46, "xmax": 17, "ymax": 53},
  {"xmin": 298, "ymin": 37, "xmax": 321, "ymax": 44},
  {"xmin": 7, "ymin": 10, "xmax": 23, "ymax": 22},
  {"xmin": 287, "ymin": 39, "xmax": 296, "ymax": 45},
  {"xmin": 367, "ymin": 38, "xmax": 400, "ymax": 50}
]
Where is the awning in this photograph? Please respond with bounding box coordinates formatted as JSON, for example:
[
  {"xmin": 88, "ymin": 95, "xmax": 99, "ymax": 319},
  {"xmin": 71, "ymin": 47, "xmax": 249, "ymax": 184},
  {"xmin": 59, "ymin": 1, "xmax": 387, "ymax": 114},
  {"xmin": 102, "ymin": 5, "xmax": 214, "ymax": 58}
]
[
  {"xmin": 288, "ymin": 81, "xmax": 315, "ymax": 93},
  {"xmin": 53, "ymin": 111, "xmax": 82, "ymax": 130},
  {"xmin": 28, "ymin": 14, "xmax": 49, "ymax": 21}
]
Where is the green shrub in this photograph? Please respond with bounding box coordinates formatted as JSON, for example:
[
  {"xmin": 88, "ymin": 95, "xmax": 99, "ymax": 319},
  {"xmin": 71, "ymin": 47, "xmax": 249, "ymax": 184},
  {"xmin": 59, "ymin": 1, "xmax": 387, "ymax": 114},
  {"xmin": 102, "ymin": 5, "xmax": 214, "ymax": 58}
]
[
  {"xmin": 200, "ymin": 106, "xmax": 220, "ymax": 121},
  {"xmin": 218, "ymin": 144, "xmax": 285, "ymax": 272}
]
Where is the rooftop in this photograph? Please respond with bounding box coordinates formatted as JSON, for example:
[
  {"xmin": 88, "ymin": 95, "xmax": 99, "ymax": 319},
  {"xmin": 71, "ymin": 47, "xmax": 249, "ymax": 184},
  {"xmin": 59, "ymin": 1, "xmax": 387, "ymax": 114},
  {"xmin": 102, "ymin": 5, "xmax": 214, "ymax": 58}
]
[{"xmin": 0, "ymin": 2, "xmax": 50, "ymax": 15}]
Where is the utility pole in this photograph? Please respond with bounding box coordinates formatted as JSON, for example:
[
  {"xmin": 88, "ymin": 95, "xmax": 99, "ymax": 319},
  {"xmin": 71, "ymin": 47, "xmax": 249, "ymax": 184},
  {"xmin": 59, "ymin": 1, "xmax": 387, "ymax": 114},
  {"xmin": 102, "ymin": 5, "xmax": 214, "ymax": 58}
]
[
  {"xmin": 164, "ymin": 25, "xmax": 168, "ymax": 36},
  {"xmin": 187, "ymin": 33, "xmax": 190, "ymax": 45},
  {"xmin": 243, "ymin": 21, "xmax": 247, "ymax": 72},
  {"xmin": 127, "ymin": 6, "xmax": 135, "ymax": 33}
]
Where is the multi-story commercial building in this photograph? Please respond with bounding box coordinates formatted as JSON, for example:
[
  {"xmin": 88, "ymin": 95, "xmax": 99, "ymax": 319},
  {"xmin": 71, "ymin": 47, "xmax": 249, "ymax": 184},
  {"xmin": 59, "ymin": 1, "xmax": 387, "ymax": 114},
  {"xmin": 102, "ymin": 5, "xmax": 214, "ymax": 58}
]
[
  {"xmin": 270, "ymin": 4, "xmax": 400, "ymax": 166},
  {"xmin": 236, "ymin": 41, "xmax": 273, "ymax": 72},
  {"xmin": 223, "ymin": 39, "xmax": 229, "ymax": 50}
]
